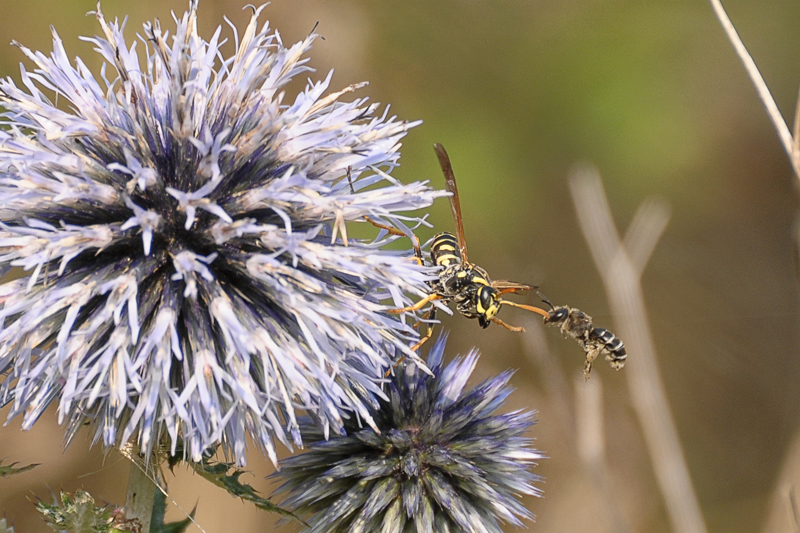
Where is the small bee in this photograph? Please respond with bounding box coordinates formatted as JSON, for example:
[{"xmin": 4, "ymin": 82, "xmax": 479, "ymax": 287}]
[
  {"xmin": 389, "ymin": 143, "xmax": 550, "ymax": 354},
  {"xmin": 541, "ymin": 296, "xmax": 627, "ymax": 378}
]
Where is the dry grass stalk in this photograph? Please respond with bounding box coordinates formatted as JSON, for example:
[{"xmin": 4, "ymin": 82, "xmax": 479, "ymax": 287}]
[{"xmin": 708, "ymin": 0, "xmax": 800, "ymax": 177}]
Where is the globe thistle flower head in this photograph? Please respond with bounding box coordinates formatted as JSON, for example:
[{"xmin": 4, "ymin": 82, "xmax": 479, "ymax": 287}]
[
  {"xmin": 0, "ymin": 1, "xmax": 440, "ymax": 466},
  {"xmin": 274, "ymin": 334, "xmax": 543, "ymax": 533}
]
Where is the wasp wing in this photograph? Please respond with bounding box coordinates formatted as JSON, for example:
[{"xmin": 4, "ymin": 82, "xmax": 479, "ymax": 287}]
[
  {"xmin": 434, "ymin": 143, "xmax": 469, "ymax": 264},
  {"xmin": 491, "ymin": 280, "xmax": 535, "ymax": 295}
]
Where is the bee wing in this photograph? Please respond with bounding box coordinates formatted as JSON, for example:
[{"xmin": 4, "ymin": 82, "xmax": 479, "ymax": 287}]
[
  {"xmin": 434, "ymin": 143, "xmax": 469, "ymax": 264},
  {"xmin": 491, "ymin": 280, "xmax": 535, "ymax": 295}
]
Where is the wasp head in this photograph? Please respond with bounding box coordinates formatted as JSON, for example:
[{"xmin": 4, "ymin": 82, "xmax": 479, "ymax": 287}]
[{"xmin": 476, "ymin": 286, "xmax": 500, "ymax": 328}]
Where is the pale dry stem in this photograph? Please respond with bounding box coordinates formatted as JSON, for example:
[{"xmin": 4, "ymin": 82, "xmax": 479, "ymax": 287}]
[
  {"xmin": 575, "ymin": 376, "xmax": 632, "ymax": 533},
  {"xmin": 569, "ymin": 167, "xmax": 708, "ymax": 533}
]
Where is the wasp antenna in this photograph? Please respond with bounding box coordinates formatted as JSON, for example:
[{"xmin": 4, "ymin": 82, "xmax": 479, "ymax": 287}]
[{"xmin": 499, "ymin": 300, "xmax": 550, "ymax": 318}]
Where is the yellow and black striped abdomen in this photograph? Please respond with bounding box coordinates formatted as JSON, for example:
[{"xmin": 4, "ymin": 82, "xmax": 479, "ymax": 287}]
[{"xmin": 431, "ymin": 232, "xmax": 462, "ymax": 268}]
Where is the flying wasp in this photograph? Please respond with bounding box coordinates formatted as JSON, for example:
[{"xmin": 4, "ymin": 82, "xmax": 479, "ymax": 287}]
[
  {"xmin": 388, "ymin": 143, "xmax": 551, "ymax": 355},
  {"xmin": 539, "ymin": 294, "xmax": 627, "ymax": 378}
]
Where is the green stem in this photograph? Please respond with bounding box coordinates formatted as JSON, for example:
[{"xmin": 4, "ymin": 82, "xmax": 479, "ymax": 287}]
[{"xmin": 124, "ymin": 457, "xmax": 157, "ymax": 533}]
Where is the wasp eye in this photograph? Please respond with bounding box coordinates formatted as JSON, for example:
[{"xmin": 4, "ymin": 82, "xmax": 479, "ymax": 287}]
[{"xmin": 478, "ymin": 287, "xmax": 495, "ymax": 312}]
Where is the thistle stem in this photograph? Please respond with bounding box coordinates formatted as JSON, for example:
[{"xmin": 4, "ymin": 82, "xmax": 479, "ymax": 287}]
[{"xmin": 124, "ymin": 458, "xmax": 156, "ymax": 533}]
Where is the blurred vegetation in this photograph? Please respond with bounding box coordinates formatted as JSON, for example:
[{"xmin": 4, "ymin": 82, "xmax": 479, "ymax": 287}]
[
  {"xmin": 1, "ymin": 1, "xmax": 800, "ymax": 532},
  {"xmin": 36, "ymin": 490, "xmax": 120, "ymax": 533}
]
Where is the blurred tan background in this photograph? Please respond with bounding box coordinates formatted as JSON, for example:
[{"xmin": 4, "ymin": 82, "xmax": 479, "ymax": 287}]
[{"xmin": 1, "ymin": 1, "xmax": 800, "ymax": 532}]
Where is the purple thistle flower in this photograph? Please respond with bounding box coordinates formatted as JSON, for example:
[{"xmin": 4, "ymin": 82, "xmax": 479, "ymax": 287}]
[
  {"xmin": 274, "ymin": 334, "xmax": 543, "ymax": 533},
  {"xmin": 0, "ymin": 2, "xmax": 439, "ymax": 466}
]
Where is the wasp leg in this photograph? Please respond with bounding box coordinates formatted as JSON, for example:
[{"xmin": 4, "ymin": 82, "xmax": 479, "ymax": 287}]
[
  {"xmin": 385, "ymin": 356, "xmax": 407, "ymax": 377},
  {"xmin": 361, "ymin": 216, "xmax": 423, "ymax": 265},
  {"xmin": 347, "ymin": 167, "xmax": 423, "ymax": 264},
  {"xmin": 410, "ymin": 306, "xmax": 437, "ymax": 351},
  {"xmin": 388, "ymin": 293, "xmax": 442, "ymax": 314},
  {"xmin": 385, "ymin": 308, "xmax": 437, "ymax": 377},
  {"xmin": 491, "ymin": 317, "xmax": 525, "ymax": 332}
]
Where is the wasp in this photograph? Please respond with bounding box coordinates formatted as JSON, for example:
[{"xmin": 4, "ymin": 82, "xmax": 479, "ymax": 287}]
[
  {"xmin": 540, "ymin": 295, "xmax": 627, "ymax": 378},
  {"xmin": 388, "ymin": 143, "xmax": 551, "ymax": 357}
]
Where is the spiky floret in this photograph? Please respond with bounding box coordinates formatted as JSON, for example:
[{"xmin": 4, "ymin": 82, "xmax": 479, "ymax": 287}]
[
  {"xmin": 0, "ymin": 2, "xmax": 439, "ymax": 465},
  {"xmin": 274, "ymin": 335, "xmax": 543, "ymax": 533}
]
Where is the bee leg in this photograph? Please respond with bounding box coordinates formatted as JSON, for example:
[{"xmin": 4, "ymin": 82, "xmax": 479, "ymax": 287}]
[
  {"xmin": 583, "ymin": 359, "xmax": 594, "ymax": 380},
  {"xmin": 491, "ymin": 317, "xmax": 525, "ymax": 332},
  {"xmin": 385, "ymin": 308, "xmax": 437, "ymax": 377},
  {"xmin": 583, "ymin": 345, "xmax": 600, "ymax": 380},
  {"xmin": 388, "ymin": 293, "xmax": 442, "ymax": 314},
  {"xmin": 347, "ymin": 167, "xmax": 423, "ymax": 265}
]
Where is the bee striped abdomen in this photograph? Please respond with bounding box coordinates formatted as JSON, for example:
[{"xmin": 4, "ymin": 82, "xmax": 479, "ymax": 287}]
[
  {"xmin": 431, "ymin": 232, "xmax": 462, "ymax": 268},
  {"xmin": 588, "ymin": 327, "xmax": 627, "ymax": 369}
]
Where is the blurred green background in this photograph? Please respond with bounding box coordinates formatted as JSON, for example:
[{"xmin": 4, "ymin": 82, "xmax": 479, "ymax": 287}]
[{"xmin": 1, "ymin": 1, "xmax": 800, "ymax": 532}]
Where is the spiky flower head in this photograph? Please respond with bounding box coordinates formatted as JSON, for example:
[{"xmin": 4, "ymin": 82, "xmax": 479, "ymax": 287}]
[
  {"xmin": 274, "ymin": 334, "xmax": 543, "ymax": 533},
  {"xmin": 0, "ymin": 2, "xmax": 438, "ymax": 465}
]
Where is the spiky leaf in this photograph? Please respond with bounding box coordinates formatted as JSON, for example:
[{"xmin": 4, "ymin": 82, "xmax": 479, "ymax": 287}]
[
  {"xmin": 190, "ymin": 455, "xmax": 304, "ymax": 524},
  {"xmin": 0, "ymin": 460, "xmax": 37, "ymax": 477},
  {"xmin": 149, "ymin": 490, "xmax": 193, "ymax": 533}
]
